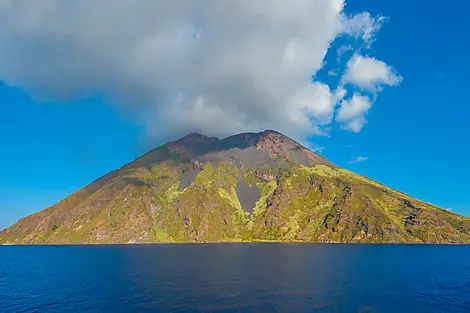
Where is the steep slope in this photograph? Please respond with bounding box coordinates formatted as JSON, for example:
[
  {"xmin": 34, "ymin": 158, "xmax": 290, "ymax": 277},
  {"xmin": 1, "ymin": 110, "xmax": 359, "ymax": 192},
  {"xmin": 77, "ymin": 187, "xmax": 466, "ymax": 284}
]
[{"xmin": 1, "ymin": 131, "xmax": 469, "ymax": 244}]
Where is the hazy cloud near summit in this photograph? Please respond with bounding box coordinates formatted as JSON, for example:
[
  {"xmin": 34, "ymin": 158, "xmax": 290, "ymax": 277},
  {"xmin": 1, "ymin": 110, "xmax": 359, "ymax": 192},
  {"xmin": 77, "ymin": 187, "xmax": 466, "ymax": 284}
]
[
  {"xmin": 348, "ymin": 156, "xmax": 368, "ymax": 164},
  {"xmin": 0, "ymin": 0, "xmax": 400, "ymax": 142}
]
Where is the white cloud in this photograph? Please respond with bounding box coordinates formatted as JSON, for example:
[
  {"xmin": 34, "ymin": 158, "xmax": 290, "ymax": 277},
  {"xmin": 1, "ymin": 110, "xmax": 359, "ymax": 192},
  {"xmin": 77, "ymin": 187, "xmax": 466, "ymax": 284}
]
[
  {"xmin": 0, "ymin": 0, "xmax": 397, "ymax": 142},
  {"xmin": 342, "ymin": 54, "xmax": 402, "ymax": 92},
  {"xmin": 301, "ymin": 141, "xmax": 325, "ymax": 155},
  {"xmin": 336, "ymin": 44, "xmax": 353, "ymax": 62},
  {"xmin": 336, "ymin": 93, "xmax": 372, "ymax": 132},
  {"xmin": 348, "ymin": 156, "xmax": 368, "ymax": 164},
  {"xmin": 313, "ymin": 146, "xmax": 326, "ymax": 155},
  {"xmin": 334, "ymin": 87, "xmax": 347, "ymax": 101},
  {"xmin": 289, "ymin": 83, "xmax": 340, "ymax": 131},
  {"xmin": 328, "ymin": 70, "xmax": 338, "ymax": 77},
  {"xmin": 341, "ymin": 13, "xmax": 387, "ymax": 47}
]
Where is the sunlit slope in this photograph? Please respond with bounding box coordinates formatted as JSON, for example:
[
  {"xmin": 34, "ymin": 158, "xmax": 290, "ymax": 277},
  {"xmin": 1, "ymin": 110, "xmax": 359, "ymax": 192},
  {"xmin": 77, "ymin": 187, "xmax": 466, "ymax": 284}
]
[{"xmin": 2, "ymin": 159, "xmax": 469, "ymax": 244}]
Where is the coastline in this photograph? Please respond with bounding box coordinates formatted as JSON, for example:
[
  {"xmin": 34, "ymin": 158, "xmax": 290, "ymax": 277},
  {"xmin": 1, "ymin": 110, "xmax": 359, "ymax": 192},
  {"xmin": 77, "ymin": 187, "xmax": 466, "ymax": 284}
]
[{"xmin": 2, "ymin": 241, "xmax": 470, "ymax": 246}]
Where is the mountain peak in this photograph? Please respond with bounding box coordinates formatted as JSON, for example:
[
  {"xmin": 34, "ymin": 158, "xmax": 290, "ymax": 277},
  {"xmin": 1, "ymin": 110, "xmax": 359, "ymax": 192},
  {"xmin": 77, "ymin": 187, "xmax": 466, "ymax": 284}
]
[
  {"xmin": 164, "ymin": 130, "xmax": 334, "ymax": 168},
  {"xmin": 129, "ymin": 130, "xmax": 333, "ymax": 171},
  {"xmin": 174, "ymin": 132, "xmax": 219, "ymax": 145},
  {"xmin": 181, "ymin": 132, "xmax": 205, "ymax": 139}
]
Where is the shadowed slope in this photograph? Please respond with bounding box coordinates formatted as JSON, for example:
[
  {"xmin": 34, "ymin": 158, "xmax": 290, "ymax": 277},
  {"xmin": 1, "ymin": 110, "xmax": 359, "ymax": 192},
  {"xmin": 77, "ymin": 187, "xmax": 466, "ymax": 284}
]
[{"xmin": 130, "ymin": 130, "xmax": 333, "ymax": 170}]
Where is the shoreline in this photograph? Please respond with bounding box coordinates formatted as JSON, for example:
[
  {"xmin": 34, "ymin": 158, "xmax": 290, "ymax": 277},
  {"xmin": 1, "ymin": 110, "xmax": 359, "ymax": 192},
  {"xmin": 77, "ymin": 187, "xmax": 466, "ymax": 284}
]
[{"xmin": 2, "ymin": 241, "xmax": 470, "ymax": 246}]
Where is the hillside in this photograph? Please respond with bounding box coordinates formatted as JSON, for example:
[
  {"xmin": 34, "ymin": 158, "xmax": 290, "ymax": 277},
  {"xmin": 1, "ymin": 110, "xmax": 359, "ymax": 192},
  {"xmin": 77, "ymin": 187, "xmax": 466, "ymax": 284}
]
[{"xmin": 1, "ymin": 130, "xmax": 469, "ymax": 244}]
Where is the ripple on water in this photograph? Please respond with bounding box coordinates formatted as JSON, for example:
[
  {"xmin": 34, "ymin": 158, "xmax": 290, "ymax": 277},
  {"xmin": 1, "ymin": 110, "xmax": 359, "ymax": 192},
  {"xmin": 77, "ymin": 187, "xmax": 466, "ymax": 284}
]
[{"xmin": 1, "ymin": 244, "xmax": 470, "ymax": 312}]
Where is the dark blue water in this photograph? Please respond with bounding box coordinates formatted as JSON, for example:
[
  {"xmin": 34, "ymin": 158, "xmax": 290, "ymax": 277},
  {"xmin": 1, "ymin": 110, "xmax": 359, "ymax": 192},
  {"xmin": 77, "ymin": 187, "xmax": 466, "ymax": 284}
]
[{"xmin": 1, "ymin": 244, "xmax": 470, "ymax": 312}]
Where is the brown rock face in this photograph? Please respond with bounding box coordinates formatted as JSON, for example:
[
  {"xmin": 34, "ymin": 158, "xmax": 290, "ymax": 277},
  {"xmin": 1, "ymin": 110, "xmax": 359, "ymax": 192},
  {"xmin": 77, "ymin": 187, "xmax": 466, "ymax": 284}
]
[
  {"xmin": 255, "ymin": 132, "xmax": 293, "ymax": 160},
  {"xmin": 163, "ymin": 130, "xmax": 334, "ymax": 168},
  {"xmin": 253, "ymin": 131, "xmax": 334, "ymax": 167}
]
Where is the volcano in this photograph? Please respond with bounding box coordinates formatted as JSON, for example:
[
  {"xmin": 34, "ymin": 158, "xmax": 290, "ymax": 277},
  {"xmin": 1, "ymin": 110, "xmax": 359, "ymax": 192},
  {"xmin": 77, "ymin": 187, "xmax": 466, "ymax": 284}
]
[{"xmin": 1, "ymin": 130, "xmax": 469, "ymax": 244}]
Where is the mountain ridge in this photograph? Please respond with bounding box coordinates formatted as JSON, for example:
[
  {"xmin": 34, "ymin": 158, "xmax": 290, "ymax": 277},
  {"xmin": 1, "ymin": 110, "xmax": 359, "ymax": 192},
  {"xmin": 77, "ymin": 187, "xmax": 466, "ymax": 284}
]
[{"xmin": 1, "ymin": 130, "xmax": 469, "ymax": 244}]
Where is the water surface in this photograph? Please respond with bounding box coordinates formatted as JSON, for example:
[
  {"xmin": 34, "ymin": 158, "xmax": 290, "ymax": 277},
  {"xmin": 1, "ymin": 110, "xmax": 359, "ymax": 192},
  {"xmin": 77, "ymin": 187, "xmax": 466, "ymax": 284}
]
[{"xmin": 1, "ymin": 244, "xmax": 470, "ymax": 312}]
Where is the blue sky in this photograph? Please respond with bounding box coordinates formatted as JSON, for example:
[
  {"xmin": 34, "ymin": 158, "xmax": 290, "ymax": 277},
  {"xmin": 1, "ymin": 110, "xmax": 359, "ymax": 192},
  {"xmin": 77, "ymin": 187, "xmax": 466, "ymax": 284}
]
[{"xmin": 0, "ymin": 1, "xmax": 469, "ymax": 229}]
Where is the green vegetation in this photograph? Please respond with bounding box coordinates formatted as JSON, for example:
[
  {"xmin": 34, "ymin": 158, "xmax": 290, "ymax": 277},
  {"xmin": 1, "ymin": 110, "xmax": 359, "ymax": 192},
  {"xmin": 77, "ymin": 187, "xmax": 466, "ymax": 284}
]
[{"xmin": 2, "ymin": 132, "xmax": 470, "ymax": 245}]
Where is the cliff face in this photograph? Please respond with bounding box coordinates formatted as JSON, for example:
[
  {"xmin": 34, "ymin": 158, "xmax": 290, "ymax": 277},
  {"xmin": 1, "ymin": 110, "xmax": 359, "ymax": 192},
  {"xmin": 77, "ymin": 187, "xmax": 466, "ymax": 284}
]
[{"xmin": 1, "ymin": 131, "xmax": 469, "ymax": 244}]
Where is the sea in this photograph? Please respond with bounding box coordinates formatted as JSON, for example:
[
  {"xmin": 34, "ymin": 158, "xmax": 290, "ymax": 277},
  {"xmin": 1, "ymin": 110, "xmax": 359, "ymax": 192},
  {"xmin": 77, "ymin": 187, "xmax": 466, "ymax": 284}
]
[{"xmin": 1, "ymin": 244, "xmax": 469, "ymax": 312}]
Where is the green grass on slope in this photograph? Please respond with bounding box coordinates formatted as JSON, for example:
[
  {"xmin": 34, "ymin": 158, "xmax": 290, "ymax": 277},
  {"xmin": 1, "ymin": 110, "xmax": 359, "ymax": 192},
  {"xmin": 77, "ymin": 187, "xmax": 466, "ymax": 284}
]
[
  {"xmin": 293, "ymin": 165, "xmax": 470, "ymax": 243},
  {"xmin": 2, "ymin": 162, "xmax": 470, "ymax": 244}
]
